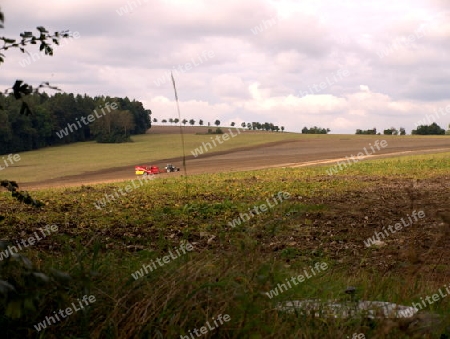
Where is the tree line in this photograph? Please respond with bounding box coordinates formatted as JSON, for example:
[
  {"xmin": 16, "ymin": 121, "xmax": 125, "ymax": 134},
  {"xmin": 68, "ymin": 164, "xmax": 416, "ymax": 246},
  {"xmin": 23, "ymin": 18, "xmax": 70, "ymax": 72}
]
[
  {"xmin": 156, "ymin": 118, "xmax": 285, "ymax": 132},
  {"xmin": 412, "ymin": 122, "xmax": 447, "ymax": 135},
  {"xmin": 356, "ymin": 123, "xmax": 449, "ymax": 135},
  {"xmin": 0, "ymin": 92, "xmax": 151, "ymax": 154},
  {"xmin": 302, "ymin": 126, "xmax": 330, "ymax": 134}
]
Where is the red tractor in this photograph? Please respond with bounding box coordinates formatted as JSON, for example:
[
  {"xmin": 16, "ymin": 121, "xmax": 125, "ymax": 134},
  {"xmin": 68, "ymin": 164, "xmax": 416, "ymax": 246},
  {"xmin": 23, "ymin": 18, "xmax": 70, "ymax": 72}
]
[{"xmin": 135, "ymin": 165, "xmax": 163, "ymax": 176}]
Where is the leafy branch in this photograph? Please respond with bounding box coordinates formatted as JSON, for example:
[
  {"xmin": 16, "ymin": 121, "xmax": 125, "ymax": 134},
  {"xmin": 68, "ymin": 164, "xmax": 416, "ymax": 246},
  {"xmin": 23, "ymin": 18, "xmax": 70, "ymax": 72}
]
[
  {"xmin": 0, "ymin": 24, "xmax": 71, "ymax": 64},
  {"xmin": 0, "ymin": 180, "xmax": 44, "ymax": 211},
  {"xmin": 0, "ymin": 7, "xmax": 70, "ymax": 115},
  {"xmin": 1, "ymin": 80, "xmax": 62, "ymax": 115}
]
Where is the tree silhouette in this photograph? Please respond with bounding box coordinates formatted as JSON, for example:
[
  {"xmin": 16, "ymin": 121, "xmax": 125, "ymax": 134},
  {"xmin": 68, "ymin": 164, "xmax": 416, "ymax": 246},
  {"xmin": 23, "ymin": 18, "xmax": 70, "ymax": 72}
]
[
  {"xmin": 231, "ymin": 122, "xmax": 235, "ymax": 127},
  {"xmin": 199, "ymin": 119, "xmax": 203, "ymax": 126},
  {"xmin": 281, "ymin": 126, "xmax": 285, "ymax": 132},
  {"xmin": 189, "ymin": 119, "xmax": 195, "ymax": 126},
  {"xmin": 214, "ymin": 119, "xmax": 220, "ymax": 127},
  {"xmin": 412, "ymin": 122, "xmax": 445, "ymax": 135},
  {"xmin": 241, "ymin": 122, "xmax": 246, "ymax": 128},
  {"xmin": 182, "ymin": 119, "xmax": 188, "ymax": 125}
]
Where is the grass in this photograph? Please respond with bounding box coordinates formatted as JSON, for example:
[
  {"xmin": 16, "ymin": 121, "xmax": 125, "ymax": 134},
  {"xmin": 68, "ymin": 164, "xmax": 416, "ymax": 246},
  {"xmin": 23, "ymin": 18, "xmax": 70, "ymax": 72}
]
[
  {"xmin": 4, "ymin": 131, "xmax": 448, "ymax": 183},
  {"xmin": 0, "ymin": 152, "xmax": 449, "ymax": 338},
  {"xmin": 324, "ymin": 151, "xmax": 450, "ymax": 178},
  {"xmin": 3, "ymin": 130, "xmax": 300, "ymax": 183}
]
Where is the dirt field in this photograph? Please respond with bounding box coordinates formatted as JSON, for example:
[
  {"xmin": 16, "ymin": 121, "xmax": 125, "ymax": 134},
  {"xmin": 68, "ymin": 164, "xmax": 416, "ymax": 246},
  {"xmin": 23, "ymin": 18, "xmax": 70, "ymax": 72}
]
[
  {"xmin": 5, "ymin": 129, "xmax": 450, "ymax": 337},
  {"xmin": 22, "ymin": 133, "xmax": 450, "ymax": 190}
]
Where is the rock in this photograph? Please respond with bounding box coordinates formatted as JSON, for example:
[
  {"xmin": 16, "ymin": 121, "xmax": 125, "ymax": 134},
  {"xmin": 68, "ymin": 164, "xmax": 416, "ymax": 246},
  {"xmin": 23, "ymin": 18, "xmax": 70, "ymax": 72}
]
[
  {"xmin": 367, "ymin": 240, "xmax": 386, "ymax": 247},
  {"xmin": 276, "ymin": 299, "xmax": 418, "ymax": 319},
  {"xmin": 275, "ymin": 299, "xmax": 447, "ymax": 336}
]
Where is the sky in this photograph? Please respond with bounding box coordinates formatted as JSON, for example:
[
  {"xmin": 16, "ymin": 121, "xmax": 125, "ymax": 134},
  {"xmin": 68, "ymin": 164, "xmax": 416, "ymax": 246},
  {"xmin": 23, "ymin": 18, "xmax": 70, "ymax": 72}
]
[{"xmin": 1, "ymin": 0, "xmax": 450, "ymax": 134}]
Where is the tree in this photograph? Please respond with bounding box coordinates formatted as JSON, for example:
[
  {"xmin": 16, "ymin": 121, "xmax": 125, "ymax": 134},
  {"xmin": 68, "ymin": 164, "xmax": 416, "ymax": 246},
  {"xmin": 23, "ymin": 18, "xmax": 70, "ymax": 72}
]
[
  {"xmin": 153, "ymin": 118, "xmax": 157, "ymax": 123},
  {"xmin": 241, "ymin": 122, "xmax": 246, "ymax": 128},
  {"xmin": 302, "ymin": 126, "xmax": 330, "ymax": 134},
  {"xmin": 189, "ymin": 119, "xmax": 195, "ymax": 126},
  {"xmin": 169, "ymin": 118, "xmax": 173, "ymax": 125},
  {"xmin": 174, "ymin": 118, "xmax": 179, "ymax": 124},
  {"xmin": 356, "ymin": 128, "xmax": 376, "ymax": 135},
  {"xmin": 199, "ymin": 119, "xmax": 203, "ymax": 126},
  {"xmin": 214, "ymin": 119, "xmax": 220, "ymax": 126},
  {"xmin": 115, "ymin": 97, "xmax": 150, "ymax": 134},
  {"xmin": 281, "ymin": 126, "xmax": 284, "ymax": 132},
  {"xmin": 399, "ymin": 127, "xmax": 406, "ymax": 135},
  {"xmin": 182, "ymin": 119, "xmax": 188, "ymax": 125},
  {"xmin": 90, "ymin": 108, "xmax": 135, "ymax": 143},
  {"xmin": 116, "ymin": 110, "xmax": 135, "ymax": 136},
  {"xmin": 412, "ymin": 122, "xmax": 445, "ymax": 135},
  {"xmin": 384, "ymin": 127, "xmax": 398, "ymax": 135},
  {"xmin": 230, "ymin": 122, "xmax": 235, "ymax": 127},
  {"xmin": 161, "ymin": 119, "xmax": 167, "ymax": 124}
]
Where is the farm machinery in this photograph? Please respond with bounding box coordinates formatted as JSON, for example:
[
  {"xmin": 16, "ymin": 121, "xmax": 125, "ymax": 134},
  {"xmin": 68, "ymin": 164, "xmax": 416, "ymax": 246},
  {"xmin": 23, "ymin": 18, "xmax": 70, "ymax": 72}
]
[
  {"xmin": 165, "ymin": 163, "xmax": 180, "ymax": 172},
  {"xmin": 135, "ymin": 164, "xmax": 180, "ymax": 175},
  {"xmin": 135, "ymin": 165, "xmax": 162, "ymax": 175}
]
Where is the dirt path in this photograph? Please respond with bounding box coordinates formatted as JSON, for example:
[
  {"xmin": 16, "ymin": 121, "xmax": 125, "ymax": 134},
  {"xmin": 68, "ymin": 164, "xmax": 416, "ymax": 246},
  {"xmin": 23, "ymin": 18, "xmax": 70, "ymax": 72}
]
[{"xmin": 22, "ymin": 136, "xmax": 450, "ymax": 190}]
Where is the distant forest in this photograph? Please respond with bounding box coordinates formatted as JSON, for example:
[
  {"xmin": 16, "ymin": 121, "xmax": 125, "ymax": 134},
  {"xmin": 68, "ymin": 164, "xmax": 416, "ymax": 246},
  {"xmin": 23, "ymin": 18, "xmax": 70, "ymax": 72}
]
[{"xmin": 0, "ymin": 92, "xmax": 151, "ymax": 155}]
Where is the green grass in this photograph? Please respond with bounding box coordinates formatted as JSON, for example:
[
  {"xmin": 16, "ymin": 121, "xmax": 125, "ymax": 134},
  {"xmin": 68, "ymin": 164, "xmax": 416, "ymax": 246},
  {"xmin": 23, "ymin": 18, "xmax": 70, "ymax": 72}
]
[
  {"xmin": 4, "ymin": 131, "xmax": 300, "ymax": 183},
  {"xmin": 323, "ymin": 151, "xmax": 450, "ymax": 178}
]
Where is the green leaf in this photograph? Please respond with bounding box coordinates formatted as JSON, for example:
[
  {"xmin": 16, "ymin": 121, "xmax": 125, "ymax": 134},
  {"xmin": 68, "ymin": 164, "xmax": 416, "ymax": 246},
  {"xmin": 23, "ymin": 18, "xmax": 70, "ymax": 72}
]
[
  {"xmin": 20, "ymin": 31, "xmax": 33, "ymax": 38},
  {"xmin": 12, "ymin": 80, "xmax": 24, "ymax": 99},
  {"xmin": 36, "ymin": 26, "xmax": 47, "ymax": 33}
]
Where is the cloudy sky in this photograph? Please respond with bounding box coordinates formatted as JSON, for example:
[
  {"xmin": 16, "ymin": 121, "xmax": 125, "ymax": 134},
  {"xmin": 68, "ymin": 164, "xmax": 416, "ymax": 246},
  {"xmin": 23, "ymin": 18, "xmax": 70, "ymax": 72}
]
[{"xmin": 1, "ymin": 0, "xmax": 450, "ymax": 133}]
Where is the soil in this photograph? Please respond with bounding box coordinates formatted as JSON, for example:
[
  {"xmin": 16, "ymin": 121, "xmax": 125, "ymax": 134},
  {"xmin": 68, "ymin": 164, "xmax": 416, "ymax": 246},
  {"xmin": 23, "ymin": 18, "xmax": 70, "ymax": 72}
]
[
  {"xmin": 20, "ymin": 131, "xmax": 450, "ymax": 278},
  {"xmin": 21, "ymin": 132, "xmax": 450, "ymax": 190},
  {"xmin": 16, "ymin": 129, "xmax": 450, "ymax": 283}
]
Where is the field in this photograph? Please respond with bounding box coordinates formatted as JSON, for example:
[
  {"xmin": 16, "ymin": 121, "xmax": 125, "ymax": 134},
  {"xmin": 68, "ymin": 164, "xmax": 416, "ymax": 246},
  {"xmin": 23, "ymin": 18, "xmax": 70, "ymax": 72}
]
[
  {"xmin": 5, "ymin": 126, "xmax": 449, "ymax": 190},
  {"xmin": 8, "ymin": 127, "xmax": 300, "ymax": 184},
  {"xmin": 0, "ymin": 130, "xmax": 450, "ymax": 338}
]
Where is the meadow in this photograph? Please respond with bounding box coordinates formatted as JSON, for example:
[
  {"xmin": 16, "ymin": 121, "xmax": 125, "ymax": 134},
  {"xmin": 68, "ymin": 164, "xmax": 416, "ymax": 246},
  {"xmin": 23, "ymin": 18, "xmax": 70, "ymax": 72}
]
[
  {"xmin": 0, "ymin": 149, "xmax": 449, "ymax": 338},
  {"xmin": 4, "ymin": 129, "xmax": 300, "ymax": 183}
]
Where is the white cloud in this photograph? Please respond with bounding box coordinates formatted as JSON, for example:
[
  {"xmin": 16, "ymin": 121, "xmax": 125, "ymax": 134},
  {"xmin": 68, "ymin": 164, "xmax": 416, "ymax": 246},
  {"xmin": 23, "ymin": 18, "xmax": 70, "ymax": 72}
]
[{"xmin": 1, "ymin": 0, "xmax": 449, "ymax": 134}]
